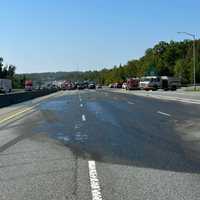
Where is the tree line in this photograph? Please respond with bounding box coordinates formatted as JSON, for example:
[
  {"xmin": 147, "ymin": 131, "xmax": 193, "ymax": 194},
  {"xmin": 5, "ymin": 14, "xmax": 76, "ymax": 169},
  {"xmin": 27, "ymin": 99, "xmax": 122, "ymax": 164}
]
[
  {"xmin": 16, "ymin": 39, "xmax": 200, "ymax": 86},
  {"xmin": 0, "ymin": 57, "xmax": 25, "ymax": 88},
  {"xmin": 81, "ymin": 40, "xmax": 200, "ymax": 85}
]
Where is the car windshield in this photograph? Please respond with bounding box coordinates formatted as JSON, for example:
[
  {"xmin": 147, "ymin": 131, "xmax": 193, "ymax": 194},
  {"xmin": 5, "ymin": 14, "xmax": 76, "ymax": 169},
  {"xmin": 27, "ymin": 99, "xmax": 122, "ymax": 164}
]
[{"xmin": 0, "ymin": 1, "xmax": 200, "ymax": 200}]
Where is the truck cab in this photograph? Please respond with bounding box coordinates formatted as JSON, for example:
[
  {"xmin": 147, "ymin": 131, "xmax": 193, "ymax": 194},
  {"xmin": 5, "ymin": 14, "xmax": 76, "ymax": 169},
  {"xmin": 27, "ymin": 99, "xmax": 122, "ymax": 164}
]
[
  {"xmin": 139, "ymin": 76, "xmax": 161, "ymax": 90},
  {"xmin": 25, "ymin": 80, "xmax": 33, "ymax": 91},
  {"xmin": 127, "ymin": 78, "xmax": 140, "ymax": 90}
]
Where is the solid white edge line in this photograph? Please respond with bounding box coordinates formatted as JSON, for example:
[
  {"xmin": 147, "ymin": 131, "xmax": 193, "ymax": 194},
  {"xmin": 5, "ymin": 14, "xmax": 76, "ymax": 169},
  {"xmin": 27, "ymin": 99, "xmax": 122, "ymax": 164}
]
[
  {"xmin": 88, "ymin": 160, "xmax": 103, "ymax": 200},
  {"xmin": 144, "ymin": 94, "xmax": 200, "ymax": 105},
  {"xmin": 128, "ymin": 101, "xmax": 135, "ymax": 105},
  {"xmin": 157, "ymin": 111, "xmax": 171, "ymax": 117},
  {"xmin": 109, "ymin": 89, "xmax": 200, "ymax": 105},
  {"xmin": 82, "ymin": 114, "xmax": 86, "ymax": 121}
]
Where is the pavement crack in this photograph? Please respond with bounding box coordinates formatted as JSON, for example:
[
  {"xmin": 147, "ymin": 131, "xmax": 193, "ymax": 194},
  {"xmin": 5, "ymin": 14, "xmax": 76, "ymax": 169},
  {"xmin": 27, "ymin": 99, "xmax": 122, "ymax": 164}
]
[{"xmin": 70, "ymin": 152, "xmax": 78, "ymax": 200}]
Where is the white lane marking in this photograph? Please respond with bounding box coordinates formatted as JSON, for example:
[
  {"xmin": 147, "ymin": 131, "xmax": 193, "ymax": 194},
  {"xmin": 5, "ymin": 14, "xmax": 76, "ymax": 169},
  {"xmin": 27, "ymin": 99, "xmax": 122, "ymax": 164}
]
[
  {"xmin": 143, "ymin": 94, "xmax": 200, "ymax": 105},
  {"xmin": 78, "ymin": 93, "xmax": 82, "ymax": 101},
  {"xmin": 88, "ymin": 160, "xmax": 103, "ymax": 200},
  {"xmin": 108, "ymin": 89, "xmax": 200, "ymax": 105},
  {"xmin": 127, "ymin": 101, "xmax": 135, "ymax": 105},
  {"xmin": 82, "ymin": 114, "xmax": 86, "ymax": 121},
  {"xmin": 157, "ymin": 111, "xmax": 171, "ymax": 117},
  {"xmin": 80, "ymin": 104, "xmax": 83, "ymax": 107}
]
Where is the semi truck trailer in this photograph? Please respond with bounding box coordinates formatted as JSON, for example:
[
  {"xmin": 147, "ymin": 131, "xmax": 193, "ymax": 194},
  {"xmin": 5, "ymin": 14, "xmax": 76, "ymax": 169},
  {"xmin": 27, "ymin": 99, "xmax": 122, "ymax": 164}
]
[{"xmin": 0, "ymin": 79, "xmax": 12, "ymax": 93}]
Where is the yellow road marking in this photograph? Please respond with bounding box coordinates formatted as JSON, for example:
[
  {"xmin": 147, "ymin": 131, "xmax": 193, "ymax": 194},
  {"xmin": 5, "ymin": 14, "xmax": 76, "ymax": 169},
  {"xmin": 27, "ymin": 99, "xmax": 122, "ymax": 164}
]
[
  {"xmin": 0, "ymin": 91, "xmax": 67, "ymax": 125},
  {"xmin": 0, "ymin": 104, "xmax": 39, "ymax": 124}
]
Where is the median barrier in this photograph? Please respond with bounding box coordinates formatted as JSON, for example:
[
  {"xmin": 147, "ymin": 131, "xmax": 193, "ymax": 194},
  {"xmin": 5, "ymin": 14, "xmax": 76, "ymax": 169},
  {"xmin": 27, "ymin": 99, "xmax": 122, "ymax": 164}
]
[{"xmin": 0, "ymin": 89, "xmax": 58, "ymax": 108}]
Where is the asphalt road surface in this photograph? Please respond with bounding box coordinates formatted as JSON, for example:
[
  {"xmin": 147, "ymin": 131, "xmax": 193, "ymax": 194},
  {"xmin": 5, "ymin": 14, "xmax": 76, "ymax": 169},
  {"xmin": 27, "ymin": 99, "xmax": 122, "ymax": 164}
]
[{"xmin": 0, "ymin": 89, "xmax": 200, "ymax": 200}]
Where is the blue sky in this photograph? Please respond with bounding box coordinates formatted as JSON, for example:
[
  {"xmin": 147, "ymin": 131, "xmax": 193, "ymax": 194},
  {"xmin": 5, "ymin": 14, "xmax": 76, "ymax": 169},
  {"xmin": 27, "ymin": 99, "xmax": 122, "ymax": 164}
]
[{"xmin": 0, "ymin": 0, "xmax": 199, "ymax": 73}]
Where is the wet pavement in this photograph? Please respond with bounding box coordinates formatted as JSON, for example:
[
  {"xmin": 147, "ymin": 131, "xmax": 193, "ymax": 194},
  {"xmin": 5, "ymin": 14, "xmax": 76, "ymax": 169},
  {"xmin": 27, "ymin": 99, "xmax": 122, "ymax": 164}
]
[{"xmin": 0, "ymin": 89, "xmax": 200, "ymax": 200}]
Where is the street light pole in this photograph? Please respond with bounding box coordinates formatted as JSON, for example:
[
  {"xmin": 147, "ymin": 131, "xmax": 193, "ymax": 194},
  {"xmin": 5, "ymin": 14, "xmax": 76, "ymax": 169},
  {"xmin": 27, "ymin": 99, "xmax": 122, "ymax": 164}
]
[
  {"xmin": 193, "ymin": 35, "xmax": 196, "ymax": 90},
  {"xmin": 177, "ymin": 32, "xmax": 196, "ymax": 90}
]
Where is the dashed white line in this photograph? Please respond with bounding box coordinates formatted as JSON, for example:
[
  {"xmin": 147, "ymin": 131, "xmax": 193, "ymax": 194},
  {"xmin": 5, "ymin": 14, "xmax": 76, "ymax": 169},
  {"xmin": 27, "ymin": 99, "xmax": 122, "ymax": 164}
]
[
  {"xmin": 127, "ymin": 101, "xmax": 135, "ymax": 105},
  {"xmin": 80, "ymin": 104, "xmax": 83, "ymax": 107},
  {"xmin": 82, "ymin": 114, "xmax": 86, "ymax": 121},
  {"xmin": 88, "ymin": 160, "xmax": 103, "ymax": 200},
  {"xmin": 78, "ymin": 93, "xmax": 82, "ymax": 101},
  {"xmin": 157, "ymin": 111, "xmax": 171, "ymax": 117}
]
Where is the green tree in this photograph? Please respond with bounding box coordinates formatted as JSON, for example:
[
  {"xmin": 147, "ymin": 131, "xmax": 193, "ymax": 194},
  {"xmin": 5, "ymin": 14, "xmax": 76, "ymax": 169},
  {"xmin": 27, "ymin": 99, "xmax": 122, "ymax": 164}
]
[{"xmin": 174, "ymin": 59, "xmax": 192, "ymax": 84}]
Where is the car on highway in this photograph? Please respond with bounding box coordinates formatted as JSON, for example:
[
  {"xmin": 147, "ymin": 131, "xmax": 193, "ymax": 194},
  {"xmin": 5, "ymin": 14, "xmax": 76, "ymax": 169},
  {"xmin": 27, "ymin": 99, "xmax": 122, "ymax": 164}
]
[
  {"xmin": 77, "ymin": 83, "xmax": 85, "ymax": 90},
  {"xmin": 62, "ymin": 81, "xmax": 74, "ymax": 90},
  {"xmin": 108, "ymin": 83, "xmax": 115, "ymax": 88},
  {"xmin": 114, "ymin": 82, "xmax": 122, "ymax": 88},
  {"xmin": 96, "ymin": 84, "xmax": 102, "ymax": 89},
  {"xmin": 88, "ymin": 83, "xmax": 96, "ymax": 89}
]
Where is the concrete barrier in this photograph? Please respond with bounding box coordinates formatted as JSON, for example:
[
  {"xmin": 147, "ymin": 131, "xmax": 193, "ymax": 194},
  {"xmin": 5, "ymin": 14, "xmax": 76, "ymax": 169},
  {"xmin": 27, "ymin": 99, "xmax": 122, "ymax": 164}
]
[{"xmin": 0, "ymin": 89, "xmax": 58, "ymax": 108}]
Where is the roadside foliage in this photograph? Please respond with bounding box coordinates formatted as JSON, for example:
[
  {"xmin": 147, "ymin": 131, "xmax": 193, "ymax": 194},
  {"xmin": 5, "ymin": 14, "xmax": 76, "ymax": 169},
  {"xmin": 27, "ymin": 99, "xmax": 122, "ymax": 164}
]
[{"xmin": 2, "ymin": 40, "xmax": 200, "ymax": 87}]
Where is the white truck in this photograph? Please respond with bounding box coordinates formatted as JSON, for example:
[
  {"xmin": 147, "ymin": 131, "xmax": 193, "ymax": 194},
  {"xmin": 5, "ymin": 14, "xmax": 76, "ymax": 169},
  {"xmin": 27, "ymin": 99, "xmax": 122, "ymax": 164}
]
[
  {"xmin": 139, "ymin": 76, "xmax": 181, "ymax": 91},
  {"xmin": 160, "ymin": 76, "xmax": 181, "ymax": 91},
  {"xmin": 0, "ymin": 79, "xmax": 12, "ymax": 93},
  {"xmin": 139, "ymin": 76, "xmax": 161, "ymax": 90}
]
